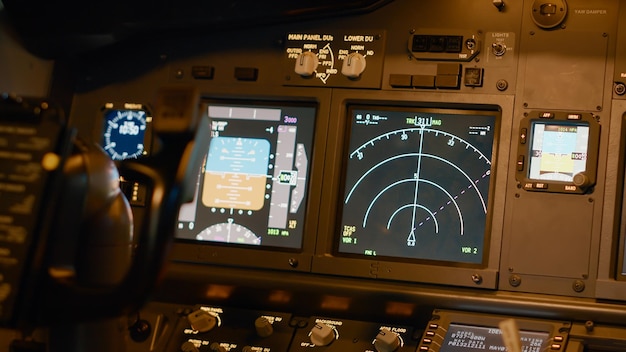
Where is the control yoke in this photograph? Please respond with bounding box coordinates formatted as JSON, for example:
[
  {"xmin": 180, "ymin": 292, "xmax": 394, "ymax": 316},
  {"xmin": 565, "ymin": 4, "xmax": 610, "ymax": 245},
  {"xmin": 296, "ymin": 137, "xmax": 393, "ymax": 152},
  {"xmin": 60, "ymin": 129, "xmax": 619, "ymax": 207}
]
[{"xmin": 0, "ymin": 86, "xmax": 209, "ymax": 328}]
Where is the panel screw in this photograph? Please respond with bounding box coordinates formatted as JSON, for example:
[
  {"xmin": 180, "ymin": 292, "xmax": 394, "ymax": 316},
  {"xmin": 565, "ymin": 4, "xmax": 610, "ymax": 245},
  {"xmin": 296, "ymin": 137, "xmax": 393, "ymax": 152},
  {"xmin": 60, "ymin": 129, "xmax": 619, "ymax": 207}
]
[
  {"xmin": 509, "ymin": 274, "xmax": 521, "ymax": 287},
  {"xmin": 471, "ymin": 274, "xmax": 483, "ymax": 284},
  {"xmin": 496, "ymin": 79, "xmax": 508, "ymax": 91},
  {"xmin": 288, "ymin": 258, "xmax": 299, "ymax": 268},
  {"xmin": 573, "ymin": 280, "xmax": 585, "ymax": 293}
]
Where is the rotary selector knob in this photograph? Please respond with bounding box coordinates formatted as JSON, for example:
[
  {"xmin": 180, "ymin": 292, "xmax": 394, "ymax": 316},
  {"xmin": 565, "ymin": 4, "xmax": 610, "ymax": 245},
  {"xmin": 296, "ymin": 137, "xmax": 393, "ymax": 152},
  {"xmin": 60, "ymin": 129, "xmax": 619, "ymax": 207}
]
[
  {"xmin": 209, "ymin": 342, "xmax": 227, "ymax": 352},
  {"xmin": 341, "ymin": 52, "xmax": 367, "ymax": 78},
  {"xmin": 294, "ymin": 51, "xmax": 319, "ymax": 77},
  {"xmin": 374, "ymin": 329, "xmax": 401, "ymax": 352},
  {"xmin": 573, "ymin": 172, "xmax": 591, "ymax": 188},
  {"xmin": 187, "ymin": 309, "xmax": 217, "ymax": 333},
  {"xmin": 181, "ymin": 341, "xmax": 200, "ymax": 352},
  {"xmin": 255, "ymin": 316, "xmax": 274, "ymax": 337},
  {"xmin": 309, "ymin": 323, "xmax": 336, "ymax": 346}
]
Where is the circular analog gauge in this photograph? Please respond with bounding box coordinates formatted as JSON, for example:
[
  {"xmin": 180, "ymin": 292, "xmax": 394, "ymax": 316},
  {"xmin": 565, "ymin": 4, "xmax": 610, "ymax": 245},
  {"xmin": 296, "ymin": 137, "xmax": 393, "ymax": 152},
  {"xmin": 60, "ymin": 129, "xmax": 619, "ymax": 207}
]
[
  {"xmin": 196, "ymin": 220, "xmax": 261, "ymax": 245},
  {"xmin": 102, "ymin": 107, "xmax": 152, "ymax": 160}
]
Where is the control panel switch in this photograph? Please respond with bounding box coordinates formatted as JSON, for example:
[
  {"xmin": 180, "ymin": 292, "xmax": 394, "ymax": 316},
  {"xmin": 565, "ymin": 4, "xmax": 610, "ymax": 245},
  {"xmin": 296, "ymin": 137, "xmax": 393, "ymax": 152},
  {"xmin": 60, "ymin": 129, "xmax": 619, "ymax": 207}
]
[
  {"xmin": 309, "ymin": 323, "xmax": 336, "ymax": 346},
  {"xmin": 374, "ymin": 329, "xmax": 401, "ymax": 352},
  {"xmin": 342, "ymin": 52, "xmax": 367, "ymax": 78},
  {"xmin": 572, "ymin": 172, "xmax": 591, "ymax": 188},
  {"xmin": 255, "ymin": 316, "xmax": 274, "ymax": 337},
  {"xmin": 294, "ymin": 51, "xmax": 319, "ymax": 77},
  {"xmin": 181, "ymin": 341, "xmax": 200, "ymax": 352},
  {"xmin": 187, "ymin": 309, "xmax": 217, "ymax": 333},
  {"xmin": 492, "ymin": 42, "xmax": 507, "ymax": 56}
]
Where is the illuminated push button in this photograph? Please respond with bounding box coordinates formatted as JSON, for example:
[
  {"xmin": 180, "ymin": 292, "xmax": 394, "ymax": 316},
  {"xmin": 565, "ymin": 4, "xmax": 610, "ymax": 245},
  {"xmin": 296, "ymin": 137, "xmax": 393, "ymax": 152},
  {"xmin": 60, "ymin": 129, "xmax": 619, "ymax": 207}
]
[
  {"xmin": 517, "ymin": 155, "xmax": 525, "ymax": 171},
  {"xmin": 554, "ymin": 336, "xmax": 564, "ymax": 342},
  {"xmin": 309, "ymin": 323, "xmax": 336, "ymax": 346},
  {"xmin": 254, "ymin": 316, "xmax": 274, "ymax": 337},
  {"xmin": 374, "ymin": 329, "xmax": 401, "ymax": 352},
  {"xmin": 294, "ymin": 51, "xmax": 319, "ymax": 77},
  {"xmin": 342, "ymin": 52, "xmax": 367, "ymax": 78},
  {"xmin": 539, "ymin": 112, "xmax": 555, "ymax": 119},
  {"xmin": 534, "ymin": 182, "xmax": 548, "ymax": 189},
  {"xmin": 520, "ymin": 128, "xmax": 528, "ymax": 144},
  {"xmin": 551, "ymin": 343, "xmax": 562, "ymax": 350},
  {"xmin": 187, "ymin": 309, "xmax": 217, "ymax": 333}
]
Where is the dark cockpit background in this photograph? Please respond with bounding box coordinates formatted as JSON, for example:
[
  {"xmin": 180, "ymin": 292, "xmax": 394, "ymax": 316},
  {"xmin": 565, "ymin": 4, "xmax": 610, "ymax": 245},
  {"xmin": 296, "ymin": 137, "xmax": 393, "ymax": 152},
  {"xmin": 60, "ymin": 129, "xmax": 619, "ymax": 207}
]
[{"xmin": 2, "ymin": 0, "xmax": 626, "ymax": 351}]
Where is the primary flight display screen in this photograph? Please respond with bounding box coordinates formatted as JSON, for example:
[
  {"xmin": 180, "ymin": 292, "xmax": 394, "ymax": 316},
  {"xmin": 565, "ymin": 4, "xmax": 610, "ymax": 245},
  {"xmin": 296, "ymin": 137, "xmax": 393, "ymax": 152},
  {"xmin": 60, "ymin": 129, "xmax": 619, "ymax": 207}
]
[
  {"xmin": 337, "ymin": 105, "xmax": 497, "ymax": 265},
  {"xmin": 528, "ymin": 121, "xmax": 589, "ymax": 182},
  {"xmin": 175, "ymin": 101, "xmax": 317, "ymax": 250}
]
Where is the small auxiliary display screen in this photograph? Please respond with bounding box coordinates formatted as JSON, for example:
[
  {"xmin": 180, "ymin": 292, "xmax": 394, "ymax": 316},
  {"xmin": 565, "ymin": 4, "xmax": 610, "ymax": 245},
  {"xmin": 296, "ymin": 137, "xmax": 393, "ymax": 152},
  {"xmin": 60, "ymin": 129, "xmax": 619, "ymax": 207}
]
[
  {"xmin": 101, "ymin": 104, "xmax": 152, "ymax": 160},
  {"xmin": 441, "ymin": 323, "xmax": 550, "ymax": 352},
  {"xmin": 528, "ymin": 121, "xmax": 590, "ymax": 182},
  {"xmin": 175, "ymin": 101, "xmax": 317, "ymax": 250},
  {"xmin": 336, "ymin": 105, "xmax": 497, "ymax": 265},
  {"xmin": 515, "ymin": 111, "xmax": 599, "ymax": 194}
]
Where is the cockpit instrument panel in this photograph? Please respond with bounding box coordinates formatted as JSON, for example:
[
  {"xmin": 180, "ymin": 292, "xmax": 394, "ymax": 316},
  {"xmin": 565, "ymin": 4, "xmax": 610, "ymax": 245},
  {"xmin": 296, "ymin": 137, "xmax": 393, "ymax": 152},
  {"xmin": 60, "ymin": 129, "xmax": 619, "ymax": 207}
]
[
  {"xmin": 337, "ymin": 104, "xmax": 498, "ymax": 266},
  {"xmin": 175, "ymin": 100, "xmax": 317, "ymax": 252},
  {"xmin": 515, "ymin": 111, "xmax": 600, "ymax": 194}
]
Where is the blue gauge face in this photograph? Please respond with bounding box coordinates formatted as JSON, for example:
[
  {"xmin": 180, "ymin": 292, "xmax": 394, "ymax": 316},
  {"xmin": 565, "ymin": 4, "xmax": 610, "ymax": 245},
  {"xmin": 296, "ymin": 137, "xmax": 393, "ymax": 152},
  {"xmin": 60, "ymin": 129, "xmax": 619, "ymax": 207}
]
[{"xmin": 102, "ymin": 109, "xmax": 150, "ymax": 160}]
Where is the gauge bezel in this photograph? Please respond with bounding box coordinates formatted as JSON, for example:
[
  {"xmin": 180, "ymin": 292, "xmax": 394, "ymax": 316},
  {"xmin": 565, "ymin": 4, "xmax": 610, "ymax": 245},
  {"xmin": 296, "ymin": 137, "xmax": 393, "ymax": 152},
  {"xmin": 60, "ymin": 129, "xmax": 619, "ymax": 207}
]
[{"xmin": 515, "ymin": 111, "xmax": 600, "ymax": 194}]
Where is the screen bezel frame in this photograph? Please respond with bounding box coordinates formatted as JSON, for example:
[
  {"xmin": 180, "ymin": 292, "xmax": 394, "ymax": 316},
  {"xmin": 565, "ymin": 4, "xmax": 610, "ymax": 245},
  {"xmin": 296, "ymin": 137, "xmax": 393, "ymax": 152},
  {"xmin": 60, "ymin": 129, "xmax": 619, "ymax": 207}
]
[
  {"xmin": 332, "ymin": 104, "xmax": 500, "ymax": 268},
  {"xmin": 312, "ymin": 92, "xmax": 511, "ymax": 290},
  {"xmin": 169, "ymin": 95, "xmax": 329, "ymax": 272},
  {"xmin": 516, "ymin": 111, "xmax": 600, "ymax": 194},
  {"xmin": 419, "ymin": 309, "xmax": 568, "ymax": 352}
]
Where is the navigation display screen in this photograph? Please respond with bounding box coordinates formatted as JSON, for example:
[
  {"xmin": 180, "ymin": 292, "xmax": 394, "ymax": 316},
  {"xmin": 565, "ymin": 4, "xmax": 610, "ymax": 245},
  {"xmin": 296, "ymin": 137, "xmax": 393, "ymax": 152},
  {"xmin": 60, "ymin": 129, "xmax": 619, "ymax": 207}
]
[
  {"xmin": 337, "ymin": 105, "xmax": 497, "ymax": 265},
  {"xmin": 175, "ymin": 101, "xmax": 316, "ymax": 250},
  {"xmin": 441, "ymin": 323, "xmax": 549, "ymax": 352},
  {"xmin": 528, "ymin": 121, "xmax": 589, "ymax": 182}
]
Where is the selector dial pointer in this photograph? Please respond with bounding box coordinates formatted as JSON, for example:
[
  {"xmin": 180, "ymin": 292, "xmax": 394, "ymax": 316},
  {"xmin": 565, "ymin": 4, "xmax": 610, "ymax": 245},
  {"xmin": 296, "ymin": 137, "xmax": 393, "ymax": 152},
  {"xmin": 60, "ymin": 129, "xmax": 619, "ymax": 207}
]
[
  {"xmin": 295, "ymin": 51, "xmax": 319, "ymax": 77},
  {"xmin": 341, "ymin": 52, "xmax": 366, "ymax": 78},
  {"xmin": 309, "ymin": 323, "xmax": 336, "ymax": 346},
  {"xmin": 374, "ymin": 329, "xmax": 401, "ymax": 352}
]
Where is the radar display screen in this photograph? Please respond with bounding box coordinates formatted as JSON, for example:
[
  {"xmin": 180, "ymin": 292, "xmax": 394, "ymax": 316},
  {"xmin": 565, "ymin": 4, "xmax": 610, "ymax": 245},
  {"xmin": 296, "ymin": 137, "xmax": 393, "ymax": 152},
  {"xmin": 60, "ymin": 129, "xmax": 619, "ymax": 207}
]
[
  {"xmin": 441, "ymin": 324, "xmax": 550, "ymax": 352},
  {"xmin": 337, "ymin": 105, "xmax": 497, "ymax": 265},
  {"xmin": 175, "ymin": 101, "xmax": 316, "ymax": 250},
  {"xmin": 528, "ymin": 121, "xmax": 589, "ymax": 182}
]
